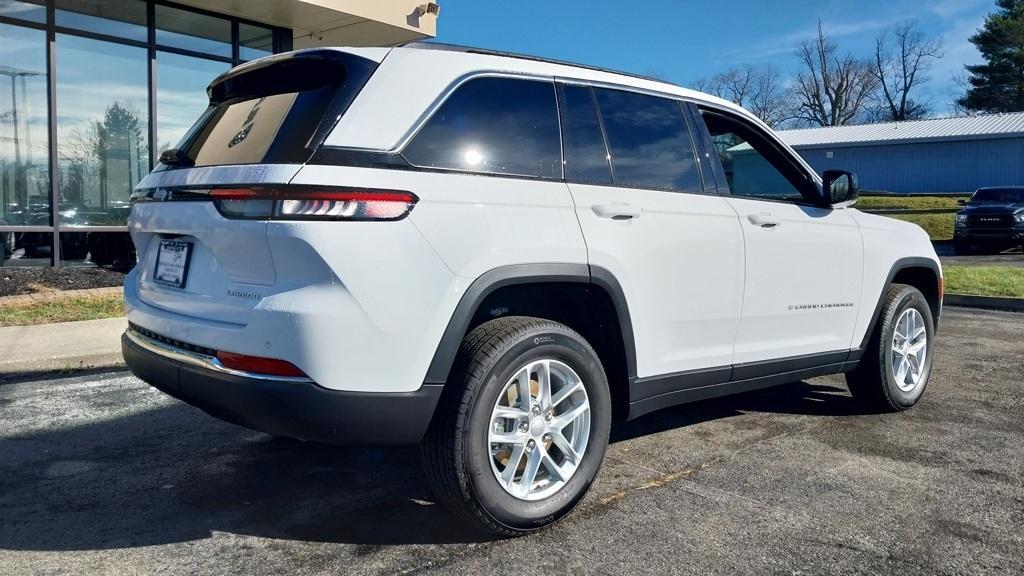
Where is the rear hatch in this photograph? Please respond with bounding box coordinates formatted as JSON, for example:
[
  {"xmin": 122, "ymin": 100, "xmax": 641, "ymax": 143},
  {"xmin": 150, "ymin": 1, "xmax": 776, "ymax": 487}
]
[{"xmin": 129, "ymin": 49, "xmax": 381, "ymax": 324}]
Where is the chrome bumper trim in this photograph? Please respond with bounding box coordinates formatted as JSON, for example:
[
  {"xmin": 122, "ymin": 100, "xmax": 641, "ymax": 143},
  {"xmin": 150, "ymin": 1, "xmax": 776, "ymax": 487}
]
[{"xmin": 124, "ymin": 327, "xmax": 314, "ymax": 384}]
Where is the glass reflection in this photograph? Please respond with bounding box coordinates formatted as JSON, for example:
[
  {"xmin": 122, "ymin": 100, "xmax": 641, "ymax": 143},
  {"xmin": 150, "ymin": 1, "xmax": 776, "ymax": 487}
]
[
  {"xmin": 58, "ymin": 231, "xmax": 134, "ymax": 268},
  {"xmin": 0, "ymin": 0, "xmax": 46, "ymax": 23},
  {"xmin": 155, "ymin": 4, "xmax": 232, "ymax": 58},
  {"xmin": 56, "ymin": 0, "xmax": 148, "ymax": 42},
  {"xmin": 2, "ymin": 230, "xmax": 50, "ymax": 266},
  {"xmin": 239, "ymin": 23, "xmax": 274, "ymax": 61},
  {"xmin": 0, "ymin": 23, "xmax": 50, "ymax": 231},
  {"xmin": 56, "ymin": 34, "xmax": 149, "ymax": 227},
  {"xmin": 156, "ymin": 52, "xmax": 229, "ymax": 153}
]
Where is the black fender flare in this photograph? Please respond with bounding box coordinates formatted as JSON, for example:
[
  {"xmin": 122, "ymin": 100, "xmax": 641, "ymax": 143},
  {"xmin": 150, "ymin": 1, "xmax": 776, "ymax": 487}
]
[
  {"xmin": 422, "ymin": 263, "xmax": 637, "ymax": 385},
  {"xmin": 849, "ymin": 256, "xmax": 942, "ymax": 361}
]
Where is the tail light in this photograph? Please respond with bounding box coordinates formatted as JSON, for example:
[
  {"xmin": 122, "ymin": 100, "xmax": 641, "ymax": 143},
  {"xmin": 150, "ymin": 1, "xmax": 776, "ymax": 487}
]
[{"xmin": 208, "ymin": 186, "xmax": 417, "ymax": 221}]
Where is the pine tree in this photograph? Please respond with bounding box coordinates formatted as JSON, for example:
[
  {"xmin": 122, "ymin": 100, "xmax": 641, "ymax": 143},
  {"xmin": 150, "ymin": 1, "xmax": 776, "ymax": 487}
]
[{"xmin": 959, "ymin": 0, "xmax": 1024, "ymax": 113}]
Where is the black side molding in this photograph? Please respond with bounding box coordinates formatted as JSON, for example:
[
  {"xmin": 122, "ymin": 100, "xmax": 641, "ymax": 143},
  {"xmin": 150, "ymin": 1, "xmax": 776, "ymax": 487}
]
[
  {"xmin": 629, "ymin": 355, "xmax": 853, "ymax": 420},
  {"xmin": 628, "ymin": 349, "xmax": 856, "ymax": 419}
]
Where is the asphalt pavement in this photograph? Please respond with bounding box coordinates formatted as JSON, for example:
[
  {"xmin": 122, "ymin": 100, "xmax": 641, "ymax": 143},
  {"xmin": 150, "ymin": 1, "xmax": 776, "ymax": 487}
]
[{"xmin": 1, "ymin": 307, "xmax": 1022, "ymax": 575}]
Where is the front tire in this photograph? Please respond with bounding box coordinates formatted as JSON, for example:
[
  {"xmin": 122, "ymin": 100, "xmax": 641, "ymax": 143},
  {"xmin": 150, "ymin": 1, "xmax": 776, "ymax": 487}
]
[
  {"xmin": 422, "ymin": 316, "xmax": 611, "ymax": 536},
  {"xmin": 847, "ymin": 284, "xmax": 935, "ymax": 412}
]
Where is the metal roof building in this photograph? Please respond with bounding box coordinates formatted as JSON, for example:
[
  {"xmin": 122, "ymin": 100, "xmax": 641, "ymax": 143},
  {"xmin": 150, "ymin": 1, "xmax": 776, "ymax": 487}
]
[{"xmin": 775, "ymin": 112, "xmax": 1024, "ymax": 194}]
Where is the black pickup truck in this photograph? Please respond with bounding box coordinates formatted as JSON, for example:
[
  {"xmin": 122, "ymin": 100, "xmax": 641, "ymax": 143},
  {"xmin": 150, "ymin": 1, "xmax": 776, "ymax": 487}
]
[{"xmin": 954, "ymin": 187, "xmax": 1024, "ymax": 254}]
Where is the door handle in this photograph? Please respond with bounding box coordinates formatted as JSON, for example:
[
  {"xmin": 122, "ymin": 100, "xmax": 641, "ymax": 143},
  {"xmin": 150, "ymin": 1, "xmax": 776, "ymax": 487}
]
[
  {"xmin": 592, "ymin": 203, "xmax": 642, "ymax": 220},
  {"xmin": 747, "ymin": 213, "xmax": 782, "ymax": 228}
]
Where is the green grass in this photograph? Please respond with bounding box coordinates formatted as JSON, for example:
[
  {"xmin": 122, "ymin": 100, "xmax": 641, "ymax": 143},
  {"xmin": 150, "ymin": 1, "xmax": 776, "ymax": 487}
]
[
  {"xmin": 885, "ymin": 212, "xmax": 955, "ymax": 241},
  {"xmin": 857, "ymin": 195, "xmax": 968, "ymax": 211},
  {"xmin": 0, "ymin": 294, "xmax": 124, "ymax": 327},
  {"xmin": 944, "ymin": 266, "xmax": 1024, "ymax": 298}
]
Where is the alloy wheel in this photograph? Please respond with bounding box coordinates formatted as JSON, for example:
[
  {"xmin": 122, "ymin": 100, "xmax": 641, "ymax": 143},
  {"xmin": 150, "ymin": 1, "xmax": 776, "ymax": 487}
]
[{"xmin": 487, "ymin": 359, "xmax": 591, "ymax": 501}]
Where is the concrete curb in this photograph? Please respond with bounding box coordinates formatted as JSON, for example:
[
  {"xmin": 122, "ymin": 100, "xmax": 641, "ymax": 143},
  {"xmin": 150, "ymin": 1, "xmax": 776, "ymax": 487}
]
[
  {"xmin": 0, "ymin": 286, "xmax": 122, "ymax": 308},
  {"xmin": 0, "ymin": 317, "xmax": 127, "ymax": 381},
  {"xmin": 945, "ymin": 293, "xmax": 1024, "ymax": 313}
]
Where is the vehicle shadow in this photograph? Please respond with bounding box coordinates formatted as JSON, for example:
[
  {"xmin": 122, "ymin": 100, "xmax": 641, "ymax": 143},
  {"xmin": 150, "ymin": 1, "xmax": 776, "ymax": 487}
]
[{"xmin": 0, "ymin": 380, "xmax": 856, "ymax": 551}]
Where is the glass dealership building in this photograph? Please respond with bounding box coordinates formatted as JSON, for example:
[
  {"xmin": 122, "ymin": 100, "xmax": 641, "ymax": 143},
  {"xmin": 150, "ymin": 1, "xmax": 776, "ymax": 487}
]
[{"xmin": 0, "ymin": 0, "xmax": 436, "ymax": 267}]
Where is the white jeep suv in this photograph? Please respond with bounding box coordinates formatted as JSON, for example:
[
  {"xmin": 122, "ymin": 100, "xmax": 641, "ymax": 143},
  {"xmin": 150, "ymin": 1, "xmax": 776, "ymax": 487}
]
[{"xmin": 122, "ymin": 43, "xmax": 942, "ymax": 535}]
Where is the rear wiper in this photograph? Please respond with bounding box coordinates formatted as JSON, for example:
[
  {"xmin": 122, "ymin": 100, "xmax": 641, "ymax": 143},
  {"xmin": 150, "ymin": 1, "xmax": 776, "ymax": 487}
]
[{"xmin": 159, "ymin": 148, "xmax": 195, "ymax": 168}]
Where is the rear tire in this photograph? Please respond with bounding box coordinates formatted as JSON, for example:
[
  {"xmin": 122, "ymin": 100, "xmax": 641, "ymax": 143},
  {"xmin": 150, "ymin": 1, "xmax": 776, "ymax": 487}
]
[
  {"xmin": 422, "ymin": 316, "xmax": 611, "ymax": 536},
  {"xmin": 847, "ymin": 284, "xmax": 934, "ymax": 412}
]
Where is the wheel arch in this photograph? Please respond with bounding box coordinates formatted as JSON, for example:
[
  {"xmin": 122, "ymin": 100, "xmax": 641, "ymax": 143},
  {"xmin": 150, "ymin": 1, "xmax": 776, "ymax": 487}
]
[
  {"xmin": 851, "ymin": 257, "xmax": 942, "ymax": 360},
  {"xmin": 423, "ymin": 264, "xmax": 637, "ymax": 419}
]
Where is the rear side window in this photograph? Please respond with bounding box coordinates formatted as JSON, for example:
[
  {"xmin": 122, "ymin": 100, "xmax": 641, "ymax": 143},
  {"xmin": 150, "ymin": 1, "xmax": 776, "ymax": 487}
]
[
  {"xmin": 172, "ymin": 52, "xmax": 376, "ymax": 168},
  {"xmin": 402, "ymin": 77, "xmax": 561, "ymax": 179},
  {"xmin": 559, "ymin": 84, "xmax": 612, "ymax": 185},
  {"xmin": 593, "ymin": 88, "xmax": 702, "ymax": 192}
]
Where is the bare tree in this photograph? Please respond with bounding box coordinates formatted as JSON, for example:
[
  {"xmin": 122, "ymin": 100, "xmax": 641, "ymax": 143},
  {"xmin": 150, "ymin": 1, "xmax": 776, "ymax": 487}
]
[
  {"xmin": 870, "ymin": 21, "xmax": 943, "ymax": 121},
  {"xmin": 792, "ymin": 22, "xmax": 879, "ymax": 126},
  {"xmin": 693, "ymin": 64, "xmax": 794, "ymax": 127},
  {"xmin": 948, "ymin": 71, "xmax": 977, "ymax": 117}
]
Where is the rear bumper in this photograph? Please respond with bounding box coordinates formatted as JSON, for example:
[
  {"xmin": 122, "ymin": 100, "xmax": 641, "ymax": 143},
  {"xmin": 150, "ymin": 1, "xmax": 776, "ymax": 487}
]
[{"xmin": 122, "ymin": 328, "xmax": 442, "ymax": 445}]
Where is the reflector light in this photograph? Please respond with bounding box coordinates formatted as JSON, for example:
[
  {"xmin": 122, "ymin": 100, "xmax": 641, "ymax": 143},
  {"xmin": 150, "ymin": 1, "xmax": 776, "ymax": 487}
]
[{"xmin": 216, "ymin": 351, "xmax": 307, "ymax": 377}]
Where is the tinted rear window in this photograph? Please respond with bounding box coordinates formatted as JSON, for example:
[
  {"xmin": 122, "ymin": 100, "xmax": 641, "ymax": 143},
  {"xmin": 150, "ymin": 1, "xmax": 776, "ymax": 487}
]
[
  {"xmin": 171, "ymin": 52, "xmax": 376, "ymax": 168},
  {"xmin": 593, "ymin": 88, "xmax": 702, "ymax": 192},
  {"xmin": 402, "ymin": 77, "xmax": 562, "ymax": 179}
]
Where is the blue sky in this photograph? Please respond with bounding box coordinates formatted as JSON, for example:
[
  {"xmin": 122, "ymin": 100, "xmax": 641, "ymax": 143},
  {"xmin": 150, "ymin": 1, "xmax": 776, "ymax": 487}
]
[{"xmin": 433, "ymin": 0, "xmax": 995, "ymax": 116}]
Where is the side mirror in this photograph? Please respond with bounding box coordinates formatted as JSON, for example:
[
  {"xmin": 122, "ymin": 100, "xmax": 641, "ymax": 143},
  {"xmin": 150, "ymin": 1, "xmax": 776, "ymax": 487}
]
[
  {"xmin": 957, "ymin": 199, "xmax": 967, "ymax": 206},
  {"xmin": 822, "ymin": 170, "xmax": 859, "ymax": 206}
]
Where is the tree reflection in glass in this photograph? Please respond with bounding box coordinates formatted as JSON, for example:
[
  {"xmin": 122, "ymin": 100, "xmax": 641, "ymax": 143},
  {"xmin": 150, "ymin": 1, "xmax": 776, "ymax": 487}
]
[{"xmin": 56, "ymin": 34, "xmax": 148, "ymax": 228}]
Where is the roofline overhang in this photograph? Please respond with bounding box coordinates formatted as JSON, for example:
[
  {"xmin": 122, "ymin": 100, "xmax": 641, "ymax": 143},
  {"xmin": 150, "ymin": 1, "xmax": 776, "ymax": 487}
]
[{"xmin": 788, "ymin": 132, "xmax": 1024, "ymax": 150}]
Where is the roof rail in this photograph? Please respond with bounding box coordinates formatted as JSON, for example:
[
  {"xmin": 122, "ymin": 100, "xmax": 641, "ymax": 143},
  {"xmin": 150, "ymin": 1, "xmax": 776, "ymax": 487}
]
[{"xmin": 398, "ymin": 41, "xmax": 678, "ymax": 88}]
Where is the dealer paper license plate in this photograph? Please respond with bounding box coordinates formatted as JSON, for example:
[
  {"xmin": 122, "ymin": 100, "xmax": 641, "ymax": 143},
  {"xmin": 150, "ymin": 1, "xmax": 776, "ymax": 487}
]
[{"xmin": 153, "ymin": 240, "xmax": 193, "ymax": 289}]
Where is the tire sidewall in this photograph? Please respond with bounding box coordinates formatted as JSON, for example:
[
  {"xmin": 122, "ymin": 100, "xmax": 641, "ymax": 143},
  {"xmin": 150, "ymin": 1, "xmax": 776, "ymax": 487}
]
[
  {"xmin": 881, "ymin": 288, "xmax": 935, "ymax": 407},
  {"xmin": 463, "ymin": 328, "xmax": 611, "ymax": 531}
]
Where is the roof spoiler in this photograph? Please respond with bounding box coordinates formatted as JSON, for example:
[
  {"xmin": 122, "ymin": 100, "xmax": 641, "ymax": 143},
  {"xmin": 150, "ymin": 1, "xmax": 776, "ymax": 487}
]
[{"xmin": 206, "ymin": 49, "xmax": 378, "ymax": 104}]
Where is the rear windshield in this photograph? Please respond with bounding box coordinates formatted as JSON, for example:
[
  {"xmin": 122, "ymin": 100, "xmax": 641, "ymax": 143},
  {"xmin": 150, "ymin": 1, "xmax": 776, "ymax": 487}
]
[
  {"xmin": 972, "ymin": 189, "xmax": 1024, "ymax": 203},
  {"xmin": 167, "ymin": 50, "xmax": 377, "ymax": 168}
]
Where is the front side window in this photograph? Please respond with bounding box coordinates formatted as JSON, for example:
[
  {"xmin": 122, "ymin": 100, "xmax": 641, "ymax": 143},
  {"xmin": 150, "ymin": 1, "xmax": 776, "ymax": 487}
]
[
  {"xmin": 402, "ymin": 77, "xmax": 561, "ymax": 179},
  {"xmin": 701, "ymin": 109, "xmax": 811, "ymax": 202},
  {"xmin": 592, "ymin": 88, "xmax": 701, "ymax": 192}
]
